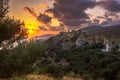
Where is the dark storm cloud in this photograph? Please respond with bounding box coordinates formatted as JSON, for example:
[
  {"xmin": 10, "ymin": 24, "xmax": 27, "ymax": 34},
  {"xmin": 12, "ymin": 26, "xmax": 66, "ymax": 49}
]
[
  {"xmin": 39, "ymin": 26, "xmax": 47, "ymax": 31},
  {"xmin": 23, "ymin": 7, "xmax": 52, "ymax": 24},
  {"xmin": 61, "ymin": 19, "xmax": 88, "ymax": 26},
  {"xmin": 93, "ymin": 18, "xmax": 100, "ymax": 24},
  {"xmin": 101, "ymin": 19, "xmax": 112, "ymax": 25},
  {"xmin": 46, "ymin": 0, "xmax": 96, "ymax": 26},
  {"xmin": 104, "ymin": 12, "xmax": 120, "ymax": 18},
  {"xmin": 23, "ymin": 0, "xmax": 120, "ymax": 28},
  {"xmin": 48, "ymin": 26, "xmax": 58, "ymax": 31},
  {"xmin": 48, "ymin": 25, "xmax": 66, "ymax": 31},
  {"xmin": 37, "ymin": 13, "xmax": 52, "ymax": 24},
  {"xmin": 100, "ymin": 11, "xmax": 120, "ymax": 26},
  {"xmin": 98, "ymin": 0, "xmax": 120, "ymax": 12}
]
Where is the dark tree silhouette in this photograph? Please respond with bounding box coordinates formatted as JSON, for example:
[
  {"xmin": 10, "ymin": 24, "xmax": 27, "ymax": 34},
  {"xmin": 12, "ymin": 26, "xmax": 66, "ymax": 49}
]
[
  {"xmin": 0, "ymin": 0, "xmax": 9, "ymax": 21},
  {"xmin": 0, "ymin": 0, "xmax": 28, "ymax": 47}
]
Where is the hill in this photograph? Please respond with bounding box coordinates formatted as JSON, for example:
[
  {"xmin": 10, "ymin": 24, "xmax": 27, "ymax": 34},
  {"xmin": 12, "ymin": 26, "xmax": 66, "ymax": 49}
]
[{"xmin": 0, "ymin": 25, "xmax": 120, "ymax": 80}]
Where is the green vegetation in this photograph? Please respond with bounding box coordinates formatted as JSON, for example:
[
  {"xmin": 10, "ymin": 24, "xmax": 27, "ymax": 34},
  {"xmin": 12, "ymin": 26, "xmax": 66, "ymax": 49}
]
[
  {"xmin": 0, "ymin": 0, "xmax": 9, "ymax": 20},
  {"xmin": 1, "ymin": 0, "xmax": 120, "ymax": 80},
  {"xmin": 0, "ymin": 17, "xmax": 27, "ymax": 44},
  {"xmin": 0, "ymin": 41, "xmax": 48, "ymax": 78},
  {"xmin": 0, "ymin": 0, "xmax": 27, "ymax": 47},
  {"xmin": 0, "ymin": 40, "xmax": 120, "ymax": 80}
]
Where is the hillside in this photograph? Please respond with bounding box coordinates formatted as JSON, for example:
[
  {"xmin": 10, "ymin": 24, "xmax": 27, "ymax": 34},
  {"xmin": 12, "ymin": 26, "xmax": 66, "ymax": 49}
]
[{"xmin": 0, "ymin": 26, "xmax": 120, "ymax": 80}]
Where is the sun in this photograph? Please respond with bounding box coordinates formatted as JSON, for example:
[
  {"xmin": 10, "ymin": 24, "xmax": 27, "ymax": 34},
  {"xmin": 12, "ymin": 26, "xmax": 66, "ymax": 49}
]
[{"xmin": 24, "ymin": 20, "xmax": 41, "ymax": 38}]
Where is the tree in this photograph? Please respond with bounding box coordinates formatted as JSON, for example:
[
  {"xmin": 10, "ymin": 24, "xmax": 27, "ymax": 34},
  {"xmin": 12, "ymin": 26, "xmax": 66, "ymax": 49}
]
[
  {"xmin": 0, "ymin": 0, "xmax": 27, "ymax": 47},
  {"xmin": 0, "ymin": 0, "xmax": 9, "ymax": 21},
  {"xmin": 0, "ymin": 17, "xmax": 27, "ymax": 45},
  {"xmin": 3, "ymin": 41, "xmax": 48, "ymax": 76}
]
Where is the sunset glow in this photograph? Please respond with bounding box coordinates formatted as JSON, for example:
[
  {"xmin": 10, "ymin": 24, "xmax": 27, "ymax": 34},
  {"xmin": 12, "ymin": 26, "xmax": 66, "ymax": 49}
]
[
  {"xmin": 9, "ymin": 0, "xmax": 120, "ymax": 39},
  {"xmin": 24, "ymin": 19, "xmax": 41, "ymax": 38},
  {"xmin": 24, "ymin": 19, "xmax": 60, "ymax": 38},
  {"xmin": 1, "ymin": 0, "xmax": 120, "ymax": 79}
]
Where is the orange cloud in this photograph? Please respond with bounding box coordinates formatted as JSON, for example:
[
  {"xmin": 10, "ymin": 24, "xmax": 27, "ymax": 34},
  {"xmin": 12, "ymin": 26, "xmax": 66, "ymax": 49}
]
[
  {"xmin": 50, "ymin": 18, "xmax": 60, "ymax": 26},
  {"xmin": 23, "ymin": 7, "xmax": 37, "ymax": 17},
  {"xmin": 34, "ymin": 3, "xmax": 49, "ymax": 10},
  {"xmin": 28, "ymin": 30, "xmax": 59, "ymax": 39},
  {"xmin": 23, "ymin": 6, "xmax": 63, "ymax": 39}
]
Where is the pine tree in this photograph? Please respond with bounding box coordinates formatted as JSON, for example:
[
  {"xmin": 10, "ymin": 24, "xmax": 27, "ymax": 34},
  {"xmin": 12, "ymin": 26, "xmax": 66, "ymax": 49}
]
[{"xmin": 0, "ymin": 0, "xmax": 9, "ymax": 21}]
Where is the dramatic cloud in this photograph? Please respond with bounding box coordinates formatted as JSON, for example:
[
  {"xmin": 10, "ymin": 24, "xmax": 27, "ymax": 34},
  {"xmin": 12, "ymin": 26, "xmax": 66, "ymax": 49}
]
[
  {"xmin": 48, "ymin": 26, "xmax": 59, "ymax": 31},
  {"xmin": 47, "ymin": 26, "xmax": 65, "ymax": 31},
  {"xmin": 23, "ymin": 0, "xmax": 120, "ymax": 31},
  {"xmin": 46, "ymin": 0, "xmax": 96, "ymax": 26},
  {"xmin": 33, "ymin": 3, "xmax": 49, "ymax": 10},
  {"xmin": 93, "ymin": 18, "xmax": 100, "ymax": 24},
  {"xmin": 23, "ymin": 7, "xmax": 52, "ymax": 24},
  {"xmin": 37, "ymin": 13, "xmax": 52, "ymax": 24},
  {"xmin": 39, "ymin": 26, "xmax": 47, "ymax": 31},
  {"xmin": 98, "ymin": 0, "xmax": 120, "ymax": 12},
  {"xmin": 104, "ymin": 12, "xmax": 120, "ymax": 18},
  {"xmin": 23, "ymin": 7, "xmax": 37, "ymax": 17}
]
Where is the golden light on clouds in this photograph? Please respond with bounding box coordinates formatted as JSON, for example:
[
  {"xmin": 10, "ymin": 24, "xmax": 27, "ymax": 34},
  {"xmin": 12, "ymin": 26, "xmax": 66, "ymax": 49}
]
[
  {"xmin": 37, "ymin": 3, "xmax": 49, "ymax": 9},
  {"xmin": 33, "ymin": 3, "xmax": 49, "ymax": 15},
  {"xmin": 23, "ymin": 13, "xmax": 61, "ymax": 38},
  {"xmin": 44, "ymin": 12, "xmax": 61, "ymax": 26},
  {"xmin": 9, "ymin": 0, "xmax": 60, "ymax": 39},
  {"xmin": 23, "ymin": 18, "xmax": 41, "ymax": 38},
  {"xmin": 28, "ymin": 30, "xmax": 59, "ymax": 39},
  {"xmin": 9, "ymin": 0, "xmax": 112, "ymax": 39},
  {"xmin": 50, "ymin": 18, "xmax": 61, "ymax": 26},
  {"xmin": 20, "ymin": 5, "xmax": 61, "ymax": 38}
]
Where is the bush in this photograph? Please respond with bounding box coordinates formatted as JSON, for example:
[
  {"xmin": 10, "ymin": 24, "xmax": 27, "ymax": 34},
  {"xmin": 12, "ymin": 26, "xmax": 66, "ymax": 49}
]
[{"xmin": 0, "ymin": 41, "xmax": 48, "ymax": 78}]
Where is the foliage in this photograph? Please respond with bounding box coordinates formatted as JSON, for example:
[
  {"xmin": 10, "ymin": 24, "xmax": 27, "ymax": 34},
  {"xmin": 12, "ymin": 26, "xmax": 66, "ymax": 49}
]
[
  {"xmin": 0, "ymin": 41, "xmax": 48, "ymax": 77},
  {"xmin": 0, "ymin": 40, "xmax": 120, "ymax": 80},
  {"xmin": 0, "ymin": 17, "xmax": 27, "ymax": 44},
  {"xmin": 0, "ymin": 0, "xmax": 9, "ymax": 20},
  {"xmin": 0, "ymin": 0, "xmax": 27, "ymax": 47},
  {"xmin": 65, "ymin": 43, "xmax": 120, "ymax": 80}
]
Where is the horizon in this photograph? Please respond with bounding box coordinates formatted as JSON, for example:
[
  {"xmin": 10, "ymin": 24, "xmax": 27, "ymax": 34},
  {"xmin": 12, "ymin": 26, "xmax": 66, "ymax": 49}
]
[
  {"xmin": 1, "ymin": 1, "xmax": 120, "ymax": 79},
  {"xmin": 8, "ymin": 0, "xmax": 120, "ymax": 39}
]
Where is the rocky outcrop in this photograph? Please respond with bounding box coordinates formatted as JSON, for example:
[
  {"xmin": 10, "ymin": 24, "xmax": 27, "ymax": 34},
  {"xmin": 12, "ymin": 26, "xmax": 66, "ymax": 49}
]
[{"xmin": 47, "ymin": 30, "xmax": 87, "ymax": 50}]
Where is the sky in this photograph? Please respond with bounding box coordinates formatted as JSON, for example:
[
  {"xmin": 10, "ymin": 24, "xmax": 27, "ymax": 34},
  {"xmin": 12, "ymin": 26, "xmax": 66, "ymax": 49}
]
[{"xmin": 9, "ymin": 0, "xmax": 120, "ymax": 39}]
